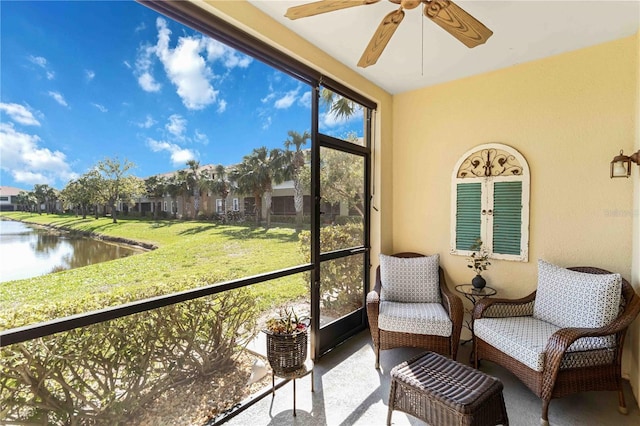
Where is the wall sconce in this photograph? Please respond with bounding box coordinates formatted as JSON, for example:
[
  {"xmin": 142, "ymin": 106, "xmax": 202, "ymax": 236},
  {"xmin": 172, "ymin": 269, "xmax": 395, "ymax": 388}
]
[{"xmin": 610, "ymin": 149, "xmax": 640, "ymax": 178}]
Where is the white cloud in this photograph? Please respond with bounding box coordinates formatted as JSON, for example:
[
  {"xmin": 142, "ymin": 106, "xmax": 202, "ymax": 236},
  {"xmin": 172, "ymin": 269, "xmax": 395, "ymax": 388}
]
[
  {"xmin": 298, "ymin": 91, "xmax": 312, "ymax": 109},
  {"xmin": 154, "ymin": 18, "xmax": 217, "ymax": 110},
  {"xmin": 147, "ymin": 138, "xmax": 196, "ymax": 166},
  {"xmin": 261, "ymin": 92, "xmax": 275, "ymax": 104},
  {"xmin": 138, "ymin": 72, "xmax": 161, "ymax": 92},
  {"xmin": 135, "ymin": 22, "xmax": 147, "ymax": 33},
  {"xmin": 261, "ymin": 115, "xmax": 272, "ymax": 130},
  {"xmin": 217, "ymin": 99, "xmax": 227, "ymax": 113},
  {"xmin": 137, "ymin": 114, "xmax": 156, "ymax": 129},
  {"xmin": 92, "ymin": 103, "xmax": 108, "ymax": 113},
  {"xmin": 13, "ymin": 170, "xmax": 50, "ymax": 184},
  {"xmin": 133, "ymin": 18, "xmax": 253, "ymax": 111},
  {"xmin": 28, "ymin": 55, "xmax": 47, "ymax": 68},
  {"xmin": 123, "ymin": 60, "xmax": 132, "ymax": 69},
  {"xmin": 0, "ymin": 122, "xmax": 76, "ymax": 185},
  {"xmin": 194, "ymin": 130, "xmax": 209, "ymax": 145},
  {"xmin": 28, "ymin": 55, "xmax": 55, "ymax": 80},
  {"xmin": 48, "ymin": 91, "xmax": 68, "ymax": 107},
  {"xmin": 274, "ymin": 89, "xmax": 299, "ymax": 109},
  {"xmin": 85, "ymin": 69, "xmax": 95, "ymax": 81},
  {"xmin": 202, "ymin": 38, "xmax": 252, "ymax": 69},
  {"xmin": 135, "ymin": 44, "xmax": 161, "ymax": 92},
  {"xmin": 0, "ymin": 103, "xmax": 41, "ymax": 126},
  {"xmin": 165, "ymin": 114, "xmax": 186, "ymax": 138}
]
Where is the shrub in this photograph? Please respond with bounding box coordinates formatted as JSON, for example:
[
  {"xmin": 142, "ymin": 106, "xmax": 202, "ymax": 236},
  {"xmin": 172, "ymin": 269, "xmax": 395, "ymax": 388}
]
[
  {"xmin": 298, "ymin": 223, "xmax": 364, "ymax": 319},
  {"xmin": 0, "ymin": 275, "xmax": 258, "ymax": 425}
]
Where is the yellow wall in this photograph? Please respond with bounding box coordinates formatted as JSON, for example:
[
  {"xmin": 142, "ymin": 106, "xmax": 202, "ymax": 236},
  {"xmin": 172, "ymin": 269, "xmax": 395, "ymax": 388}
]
[
  {"xmin": 627, "ymin": 28, "xmax": 640, "ymax": 408},
  {"xmin": 392, "ymin": 34, "xmax": 639, "ymax": 400}
]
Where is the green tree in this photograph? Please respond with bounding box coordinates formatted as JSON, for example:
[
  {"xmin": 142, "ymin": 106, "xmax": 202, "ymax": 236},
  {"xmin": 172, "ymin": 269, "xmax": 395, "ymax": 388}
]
[
  {"xmin": 320, "ymin": 88, "xmax": 358, "ymax": 120},
  {"xmin": 232, "ymin": 147, "xmax": 284, "ymax": 228},
  {"xmin": 210, "ymin": 164, "xmax": 232, "ymax": 222},
  {"xmin": 61, "ymin": 175, "xmax": 92, "ymax": 218},
  {"xmin": 32, "ymin": 184, "xmax": 53, "ymax": 214},
  {"xmin": 174, "ymin": 169, "xmax": 190, "ymax": 218},
  {"xmin": 15, "ymin": 190, "xmax": 36, "ymax": 212},
  {"xmin": 283, "ymin": 130, "xmax": 310, "ymax": 230},
  {"xmin": 93, "ymin": 157, "xmax": 144, "ymax": 223},
  {"xmin": 320, "ymin": 147, "xmax": 365, "ymax": 217},
  {"xmin": 144, "ymin": 175, "xmax": 167, "ymax": 220},
  {"xmin": 186, "ymin": 160, "xmax": 211, "ymax": 218},
  {"xmin": 164, "ymin": 175, "xmax": 182, "ymax": 219}
]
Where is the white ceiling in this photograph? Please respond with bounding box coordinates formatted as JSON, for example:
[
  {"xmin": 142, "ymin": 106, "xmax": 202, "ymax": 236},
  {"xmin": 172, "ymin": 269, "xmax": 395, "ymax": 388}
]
[{"xmin": 249, "ymin": 1, "xmax": 640, "ymax": 94}]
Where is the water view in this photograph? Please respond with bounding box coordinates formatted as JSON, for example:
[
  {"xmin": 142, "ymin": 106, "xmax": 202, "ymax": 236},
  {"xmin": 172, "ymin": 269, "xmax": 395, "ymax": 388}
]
[{"xmin": 0, "ymin": 219, "xmax": 144, "ymax": 283}]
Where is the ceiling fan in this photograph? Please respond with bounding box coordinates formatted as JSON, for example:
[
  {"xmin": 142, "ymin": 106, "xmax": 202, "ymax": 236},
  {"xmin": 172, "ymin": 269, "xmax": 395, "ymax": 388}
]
[{"xmin": 285, "ymin": 0, "xmax": 493, "ymax": 68}]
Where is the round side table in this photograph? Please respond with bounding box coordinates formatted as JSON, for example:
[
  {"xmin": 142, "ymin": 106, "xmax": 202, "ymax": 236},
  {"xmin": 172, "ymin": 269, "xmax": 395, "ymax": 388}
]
[{"xmin": 454, "ymin": 285, "xmax": 497, "ymax": 344}]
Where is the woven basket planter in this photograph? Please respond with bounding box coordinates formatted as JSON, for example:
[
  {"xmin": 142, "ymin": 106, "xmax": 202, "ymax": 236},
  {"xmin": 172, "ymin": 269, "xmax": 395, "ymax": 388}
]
[{"xmin": 264, "ymin": 329, "xmax": 308, "ymax": 375}]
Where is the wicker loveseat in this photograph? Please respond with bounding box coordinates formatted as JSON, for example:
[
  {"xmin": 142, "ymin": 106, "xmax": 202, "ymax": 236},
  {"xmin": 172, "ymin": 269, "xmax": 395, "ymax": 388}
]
[
  {"xmin": 473, "ymin": 260, "xmax": 640, "ymax": 425},
  {"xmin": 366, "ymin": 252, "xmax": 463, "ymax": 368}
]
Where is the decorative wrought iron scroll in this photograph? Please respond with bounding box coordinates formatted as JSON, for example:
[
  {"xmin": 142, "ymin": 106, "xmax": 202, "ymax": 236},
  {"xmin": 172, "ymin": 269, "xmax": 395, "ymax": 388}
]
[{"xmin": 457, "ymin": 148, "xmax": 523, "ymax": 178}]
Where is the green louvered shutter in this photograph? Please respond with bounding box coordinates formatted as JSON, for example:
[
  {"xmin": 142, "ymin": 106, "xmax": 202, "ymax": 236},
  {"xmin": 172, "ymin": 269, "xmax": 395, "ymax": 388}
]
[
  {"xmin": 492, "ymin": 181, "xmax": 522, "ymax": 255},
  {"xmin": 456, "ymin": 182, "xmax": 482, "ymax": 251}
]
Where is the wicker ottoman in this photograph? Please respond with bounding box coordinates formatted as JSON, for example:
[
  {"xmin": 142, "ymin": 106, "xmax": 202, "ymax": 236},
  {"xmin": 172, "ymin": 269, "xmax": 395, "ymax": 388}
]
[{"xmin": 387, "ymin": 352, "xmax": 508, "ymax": 426}]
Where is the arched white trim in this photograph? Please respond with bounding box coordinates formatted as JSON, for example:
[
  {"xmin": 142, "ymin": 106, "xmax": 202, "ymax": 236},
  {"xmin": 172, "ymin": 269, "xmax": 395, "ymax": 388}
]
[{"xmin": 450, "ymin": 143, "xmax": 530, "ymax": 262}]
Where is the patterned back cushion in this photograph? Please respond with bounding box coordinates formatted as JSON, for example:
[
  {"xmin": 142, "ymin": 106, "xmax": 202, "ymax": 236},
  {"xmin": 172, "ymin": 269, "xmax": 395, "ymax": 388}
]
[
  {"xmin": 533, "ymin": 260, "xmax": 622, "ymax": 329},
  {"xmin": 379, "ymin": 254, "xmax": 441, "ymax": 303}
]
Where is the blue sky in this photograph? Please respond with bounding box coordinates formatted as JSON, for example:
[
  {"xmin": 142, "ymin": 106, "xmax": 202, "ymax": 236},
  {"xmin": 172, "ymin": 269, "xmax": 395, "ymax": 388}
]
[{"xmin": 1, "ymin": 1, "xmax": 362, "ymax": 191}]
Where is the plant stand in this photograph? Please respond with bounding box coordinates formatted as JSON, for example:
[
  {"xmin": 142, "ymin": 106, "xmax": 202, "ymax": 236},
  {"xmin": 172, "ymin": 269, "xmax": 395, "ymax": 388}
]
[
  {"xmin": 265, "ymin": 329, "xmax": 313, "ymax": 416},
  {"xmin": 271, "ymin": 359, "xmax": 314, "ymax": 416}
]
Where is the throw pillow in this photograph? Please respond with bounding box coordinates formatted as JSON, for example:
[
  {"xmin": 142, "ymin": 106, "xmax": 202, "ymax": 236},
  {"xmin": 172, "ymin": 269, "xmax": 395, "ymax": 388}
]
[
  {"xmin": 533, "ymin": 259, "xmax": 621, "ymax": 329},
  {"xmin": 379, "ymin": 253, "xmax": 440, "ymax": 303}
]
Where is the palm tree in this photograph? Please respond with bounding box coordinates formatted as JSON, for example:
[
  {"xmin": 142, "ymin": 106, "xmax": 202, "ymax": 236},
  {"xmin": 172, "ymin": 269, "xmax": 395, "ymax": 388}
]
[
  {"xmin": 174, "ymin": 169, "xmax": 190, "ymax": 218},
  {"xmin": 283, "ymin": 130, "xmax": 310, "ymax": 230},
  {"xmin": 144, "ymin": 175, "xmax": 166, "ymax": 220},
  {"xmin": 232, "ymin": 147, "xmax": 285, "ymax": 228},
  {"xmin": 210, "ymin": 164, "xmax": 231, "ymax": 222},
  {"xmin": 186, "ymin": 160, "xmax": 202, "ymax": 218},
  {"xmin": 15, "ymin": 191, "xmax": 36, "ymax": 212},
  {"xmin": 164, "ymin": 175, "xmax": 181, "ymax": 219},
  {"xmin": 320, "ymin": 88, "xmax": 358, "ymax": 120},
  {"xmin": 33, "ymin": 184, "xmax": 50, "ymax": 214}
]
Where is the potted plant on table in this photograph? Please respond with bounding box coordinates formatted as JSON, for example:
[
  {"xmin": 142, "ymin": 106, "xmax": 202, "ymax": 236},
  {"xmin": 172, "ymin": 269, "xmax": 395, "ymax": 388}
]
[
  {"xmin": 467, "ymin": 239, "xmax": 491, "ymax": 289},
  {"xmin": 264, "ymin": 307, "xmax": 310, "ymax": 375}
]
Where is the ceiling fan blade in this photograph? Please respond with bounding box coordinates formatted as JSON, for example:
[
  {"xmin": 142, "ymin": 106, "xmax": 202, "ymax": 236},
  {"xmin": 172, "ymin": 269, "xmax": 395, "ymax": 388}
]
[
  {"xmin": 357, "ymin": 8, "xmax": 405, "ymax": 68},
  {"xmin": 285, "ymin": 0, "xmax": 381, "ymax": 20},
  {"xmin": 424, "ymin": 0, "xmax": 493, "ymax": 48}
]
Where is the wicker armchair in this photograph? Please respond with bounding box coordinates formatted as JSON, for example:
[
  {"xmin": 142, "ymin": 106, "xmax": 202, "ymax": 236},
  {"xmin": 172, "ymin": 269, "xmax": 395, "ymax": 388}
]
[
  {"xmin": 473, "ymin": 265, "xmax": 640, "ymax": 426},
  {"xmin": 366, "ymin": 252, "xmax": 463, "ymax": 368}
]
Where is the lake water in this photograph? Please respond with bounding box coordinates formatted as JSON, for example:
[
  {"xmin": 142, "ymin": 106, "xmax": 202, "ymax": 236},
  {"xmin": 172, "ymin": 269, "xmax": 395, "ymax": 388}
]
[{"xmin": 0, "ymin": 219, "xmax": 144, "ymax": 283}]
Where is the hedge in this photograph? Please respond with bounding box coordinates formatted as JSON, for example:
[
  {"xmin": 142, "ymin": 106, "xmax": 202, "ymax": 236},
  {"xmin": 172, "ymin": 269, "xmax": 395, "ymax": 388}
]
[{"xmin": 0, "ymin": 275, "xmax": 258, "ymax": 425}]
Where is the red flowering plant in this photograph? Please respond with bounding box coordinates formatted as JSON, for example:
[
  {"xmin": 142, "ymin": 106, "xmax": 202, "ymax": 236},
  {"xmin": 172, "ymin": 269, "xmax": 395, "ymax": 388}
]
[{"xmin": 265, "ymin": 307, "xmax": 309, "ymax": 335}]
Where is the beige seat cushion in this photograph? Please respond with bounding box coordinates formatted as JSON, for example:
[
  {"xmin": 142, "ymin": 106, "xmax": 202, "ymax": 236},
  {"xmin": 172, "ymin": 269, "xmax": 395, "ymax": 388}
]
[
  {"xmin": 378, "ymin": 301, "xmax": 452, "ymax": 336},
  {"xmin": 475, "ymin": 316, "xmax": 616, "ymax": 372}
]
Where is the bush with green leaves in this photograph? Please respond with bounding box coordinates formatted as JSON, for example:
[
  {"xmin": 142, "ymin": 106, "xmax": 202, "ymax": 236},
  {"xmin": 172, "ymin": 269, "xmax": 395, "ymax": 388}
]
[
  {"xmin": 298, "ymin": 223, "xmax": 364, "ymax": 319},
  {"xmin": 0, "ymin": 275, "xmax": 258, "ymax": 425}
]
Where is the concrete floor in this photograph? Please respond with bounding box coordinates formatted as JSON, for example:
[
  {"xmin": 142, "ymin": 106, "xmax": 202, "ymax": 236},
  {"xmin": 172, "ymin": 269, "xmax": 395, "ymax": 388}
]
[{"xmin": 225, "ymin": 330, "xmax": 640, "ymax": 426}]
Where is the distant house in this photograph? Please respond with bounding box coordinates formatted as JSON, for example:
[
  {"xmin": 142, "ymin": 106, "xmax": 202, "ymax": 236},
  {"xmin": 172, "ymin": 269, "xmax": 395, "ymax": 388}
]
[
  {"xmin": 0, "ymin": 186, "xmax": 25, "ymax": 211},
  {"xmin": 133, "ymin": 163, "xmax": 347, "ymax": 223}
]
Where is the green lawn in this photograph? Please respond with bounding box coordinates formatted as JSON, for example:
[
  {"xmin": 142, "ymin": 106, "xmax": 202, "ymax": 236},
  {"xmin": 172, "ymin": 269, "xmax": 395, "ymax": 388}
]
[{"xmin": 0, "ymin": 212, "xmax": 309, "ymax": 329}]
